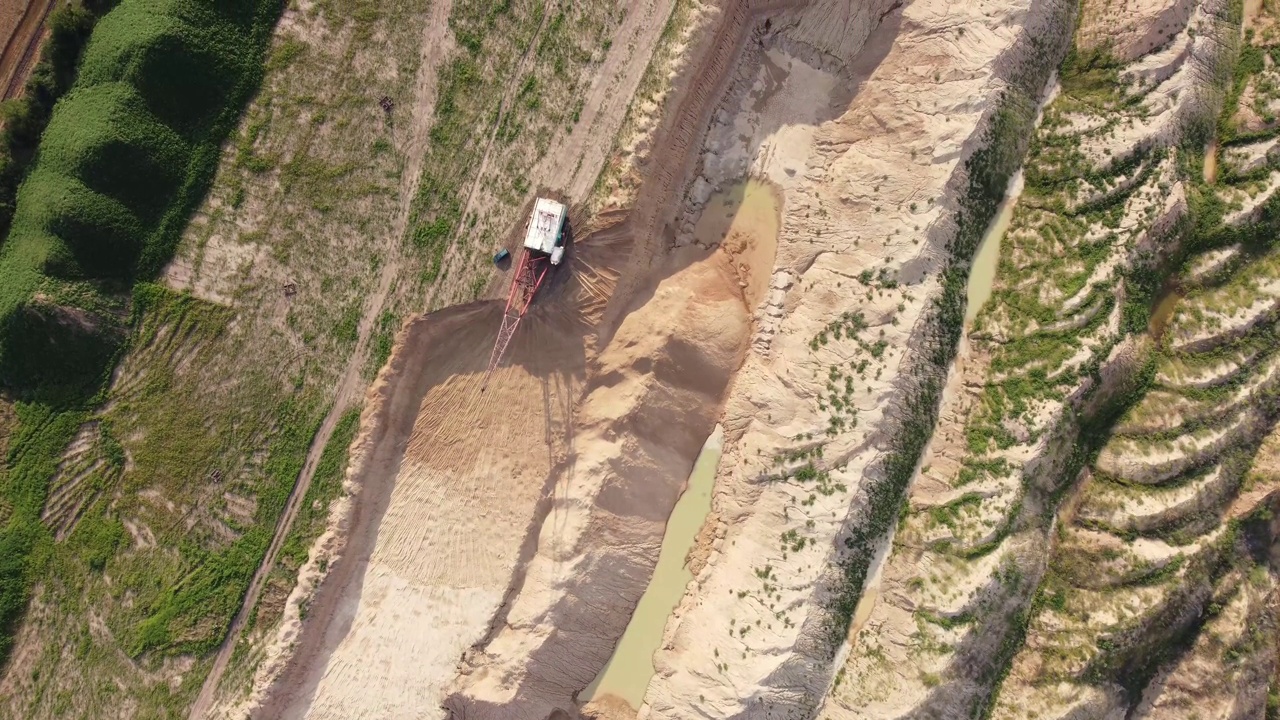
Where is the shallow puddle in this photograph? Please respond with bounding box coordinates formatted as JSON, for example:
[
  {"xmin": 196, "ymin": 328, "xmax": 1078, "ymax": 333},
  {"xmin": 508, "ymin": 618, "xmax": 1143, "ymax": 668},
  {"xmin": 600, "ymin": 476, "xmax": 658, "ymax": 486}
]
[
  {"xmin": 581, "ymin": 427, "xmax": 724, "ymax": 710},
  {"xmin": 693, "ymin": 178, "xmax": 781, "ymax": 246},
  {"xmin": 965, "ymin": 172, "xmax": 1023, "ymax": 325},
  {"xmin": 753, "ymin": 50, "xmax": 791, "ymax": 112},
  {"xmin": 847, "ymin": 587, "xmax": 879, "ymax": 641},
  {"xmin": 1198, "ymin": 135, "xmax": 1218, "ymax": 183},
  {"xmin": 1149, "ymin": 283, "xmax": 1183, "ymax": 340}
]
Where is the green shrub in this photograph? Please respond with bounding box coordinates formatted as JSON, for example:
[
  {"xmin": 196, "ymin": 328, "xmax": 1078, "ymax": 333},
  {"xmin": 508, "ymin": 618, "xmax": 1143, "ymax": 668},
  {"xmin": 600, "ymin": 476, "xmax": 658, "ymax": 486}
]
[
  {"xmin": 0, "ymin": 2, "xmax": 111, "ymax": 247},
  {"xmin": 17, "ymin": 168, "xmax": 144, "ymax": 278},
  {"xmin": 71, "ymin": 513, "xmax": 126, "ymax": 571},
  {"xmin": 0, "ymin": 0, "xmax": 282, "ymax": 668},
  {"xmin": 78, "ymin": 1, "xmax": 249, "ymax": 139},
  {"xmin": 0, "ymin": 519, "xmax": 42, "ymax": 661},
  {"xmin": 0, "ymin": 0, "xmax": 275, "ymax": 287},
  {"xmin": 38, "ymin": 82, "xmax": 189, "ymax": 220},
  {"xmin": 0, "ymin": 300, "xmax": 122, "ymax": 406}
]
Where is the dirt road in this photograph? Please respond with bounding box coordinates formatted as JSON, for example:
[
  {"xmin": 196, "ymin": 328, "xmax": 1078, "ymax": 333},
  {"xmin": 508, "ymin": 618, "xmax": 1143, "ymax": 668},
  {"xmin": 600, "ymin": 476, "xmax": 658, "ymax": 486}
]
[
  {"xmin": 0, "ymin": 0, "xmax": 52, "ymax": 101},
  {"xmin": 186, "ymin": 2, "xmax": 457, "ymax": 716}
]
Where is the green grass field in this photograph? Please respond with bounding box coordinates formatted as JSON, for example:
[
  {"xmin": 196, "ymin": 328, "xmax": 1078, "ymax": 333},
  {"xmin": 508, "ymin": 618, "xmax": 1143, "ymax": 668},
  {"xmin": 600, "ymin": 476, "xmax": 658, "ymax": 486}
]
[{"xmin": 0, "ymin": 0, "xmax": 280, "ymax": 676}]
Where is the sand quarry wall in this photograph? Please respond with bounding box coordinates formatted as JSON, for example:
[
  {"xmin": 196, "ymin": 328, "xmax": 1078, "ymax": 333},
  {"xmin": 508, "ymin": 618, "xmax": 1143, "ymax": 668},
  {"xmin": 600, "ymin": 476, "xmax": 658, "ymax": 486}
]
[
  {"xmin": 642, "ymin": 0, "xmax": 1080, "ymax": 717},
  {"xmin": 243, "ymin": 2, "xmax": 795, "ymax": 719},
  {"xmin": 239, "ymin": 0, "xmax": 1087, "ymax": 717}
]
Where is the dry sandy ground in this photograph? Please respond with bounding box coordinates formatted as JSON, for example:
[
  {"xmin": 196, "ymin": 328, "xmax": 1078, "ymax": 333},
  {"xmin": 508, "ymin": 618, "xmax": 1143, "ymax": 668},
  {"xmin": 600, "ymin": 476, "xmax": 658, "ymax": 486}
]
[
  {"xmin": 241, "ymin": 209, "xmax": 635, "ymax": 720},
  {"xmin": 1077, "ymin": 0, "xmax": 1195, "ymax": 61},
  {"xmin": 256, "ymin": 297, "xmax": 585, "ymax": 720}
]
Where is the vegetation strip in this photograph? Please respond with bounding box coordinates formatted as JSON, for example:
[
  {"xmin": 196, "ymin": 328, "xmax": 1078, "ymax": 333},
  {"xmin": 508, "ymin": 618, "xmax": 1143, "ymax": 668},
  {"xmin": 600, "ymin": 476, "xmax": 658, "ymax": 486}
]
[
  {"xmin": 0, "ymin": 0, "xmax": 282, "ymax": 669},
  {"xmin": 0, "ymin": 0, "xmax": 113, "ymax": 249},
  {"xmin": 822, "ymin": 10, "xmax": 1075, "ymax": 650}
]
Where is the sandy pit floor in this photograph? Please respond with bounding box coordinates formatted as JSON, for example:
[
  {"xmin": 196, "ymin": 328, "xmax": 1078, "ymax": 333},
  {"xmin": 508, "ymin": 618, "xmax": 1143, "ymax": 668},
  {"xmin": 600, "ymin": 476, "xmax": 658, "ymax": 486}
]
[
  {"xmin": 284, "ymin": 315, "xmax": 581, "ymax": 720},
  {"xmin": 249, "ymin": 220, "xmax": 635, "ymax": 719}
]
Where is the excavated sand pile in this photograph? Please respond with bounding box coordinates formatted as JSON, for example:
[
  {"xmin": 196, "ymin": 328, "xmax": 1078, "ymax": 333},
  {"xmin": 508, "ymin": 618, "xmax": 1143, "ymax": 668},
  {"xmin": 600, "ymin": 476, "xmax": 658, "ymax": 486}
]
[
  {"xmin": 307, "ymin": 319, "xmax": 583, "ymax": 719},
  {"xmin": 446, "ymin": 244, "xmax": 756, "ymax": 719}
]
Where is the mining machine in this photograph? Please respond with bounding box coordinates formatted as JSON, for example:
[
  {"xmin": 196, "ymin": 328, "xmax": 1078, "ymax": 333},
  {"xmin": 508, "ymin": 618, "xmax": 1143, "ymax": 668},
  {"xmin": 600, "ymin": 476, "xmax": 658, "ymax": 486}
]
[{"xmin": 481, "ymin": 198, "xmax": 567, "ymax": 390}]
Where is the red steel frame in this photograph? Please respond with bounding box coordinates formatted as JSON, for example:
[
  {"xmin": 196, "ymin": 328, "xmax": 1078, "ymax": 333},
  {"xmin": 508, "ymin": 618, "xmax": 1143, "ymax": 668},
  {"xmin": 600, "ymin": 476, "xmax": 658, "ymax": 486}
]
[{"xmin": 482, "ymin": 248, "xmax": 550, "ymax": 389}]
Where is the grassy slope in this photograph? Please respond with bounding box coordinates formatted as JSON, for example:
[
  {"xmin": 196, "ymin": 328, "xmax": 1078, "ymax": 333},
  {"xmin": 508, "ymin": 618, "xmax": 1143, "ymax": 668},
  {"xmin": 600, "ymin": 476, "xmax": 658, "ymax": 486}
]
[
  {"xmin": 0, "ymin": 0, "xmax": 282, "ymax": 677},
  {"xmin": 976, "ymin": 0, "xmax": 1280, "ymax": 713}
]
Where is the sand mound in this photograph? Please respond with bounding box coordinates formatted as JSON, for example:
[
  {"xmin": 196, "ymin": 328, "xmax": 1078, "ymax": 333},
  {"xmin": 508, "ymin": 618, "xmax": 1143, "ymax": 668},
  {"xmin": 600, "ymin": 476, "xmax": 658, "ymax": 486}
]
[
  {"xmin": 444, "ymin": 243, "xmax": 756, "ymax": 720},
  {"xmin": 250, "ymin": 200, "xmax": 650, "ymax": 719}
]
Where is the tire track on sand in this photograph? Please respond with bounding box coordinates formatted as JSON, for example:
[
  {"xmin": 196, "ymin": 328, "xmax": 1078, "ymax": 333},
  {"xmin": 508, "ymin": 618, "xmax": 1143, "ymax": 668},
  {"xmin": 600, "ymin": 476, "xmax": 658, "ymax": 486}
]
[{"xmin": 186, "ymin": 2, "xmax": 455, "ymax": 716}]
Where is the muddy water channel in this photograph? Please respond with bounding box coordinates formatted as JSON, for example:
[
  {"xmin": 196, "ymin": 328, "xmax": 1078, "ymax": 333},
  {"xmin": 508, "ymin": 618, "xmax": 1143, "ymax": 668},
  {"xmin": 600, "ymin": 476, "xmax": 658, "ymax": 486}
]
[
  {"xmin": 582, "ymin": 427, "xmax": 724, "ymax": 708},
  {"xmin": 966, "ymin": 171, "xmax": 1024, "ymax": 325},
  {"xmin": 1204, "ymin": 138, "xmax": 1219, "ymax": 185},
  {"xmin": 1149, "ymin": 282, "xmax": 1183, "ymax": 340}
]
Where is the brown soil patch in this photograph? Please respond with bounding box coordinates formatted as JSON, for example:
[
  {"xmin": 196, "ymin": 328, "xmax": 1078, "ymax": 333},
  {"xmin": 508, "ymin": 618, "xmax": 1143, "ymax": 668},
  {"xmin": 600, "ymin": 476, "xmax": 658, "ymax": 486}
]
[{"xmin": 0, "ymin": 0, "xmax": 52, "ymax": 101}]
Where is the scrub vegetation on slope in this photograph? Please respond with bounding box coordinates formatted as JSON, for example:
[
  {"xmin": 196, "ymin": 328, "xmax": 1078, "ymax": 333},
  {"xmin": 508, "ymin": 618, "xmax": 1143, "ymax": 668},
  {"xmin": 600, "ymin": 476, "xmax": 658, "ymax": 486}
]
[{"xmin": 829, "ymin": 0, "xmax": 1280, "ymax": 716}]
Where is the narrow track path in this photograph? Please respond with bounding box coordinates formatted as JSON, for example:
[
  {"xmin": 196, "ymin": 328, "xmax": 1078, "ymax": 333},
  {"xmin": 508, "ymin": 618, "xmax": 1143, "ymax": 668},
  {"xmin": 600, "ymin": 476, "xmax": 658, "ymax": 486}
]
[
  {"xmin": 185, "ymin": 2, "xmax": 459, "ymax": 715},
  {"xmin": 0, "ymin": 0, "xmax": 56, "ymax": 100},
  {"xmin": 425, "ymin": 0, "xmax": 560, "ymax": 310}
]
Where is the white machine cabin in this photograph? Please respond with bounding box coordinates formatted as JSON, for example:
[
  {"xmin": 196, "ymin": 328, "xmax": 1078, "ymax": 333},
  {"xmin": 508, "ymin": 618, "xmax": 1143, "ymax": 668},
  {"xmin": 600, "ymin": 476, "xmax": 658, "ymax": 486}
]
[{"xmin": 523, "ymin": 198, "xmax": 567, "ymax": 265}]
